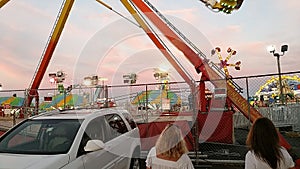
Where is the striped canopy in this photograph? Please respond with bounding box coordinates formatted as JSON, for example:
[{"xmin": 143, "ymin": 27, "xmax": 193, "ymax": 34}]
[
  {"xmin": 0, "ymin": 97, "xmax": 24, "ymax": 107},
  {"xmin": 39, "ymin": 94, "xmax": 83, "ymax": 110},
  {"xmin": 131, "ymin": 90, "xmax": 181, "ymax": 107}
]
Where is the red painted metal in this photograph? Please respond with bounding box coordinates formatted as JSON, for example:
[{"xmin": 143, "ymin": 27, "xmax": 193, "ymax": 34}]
[
  {"xmin": 130, "ymin": 0, "xmax": 210, "ymax": 79},
  {"xmin": 128, "ymin": 0, "xmax": 292, "ymax": 150},
  {"xmin": 26, "ymin": 0, "xmax": 75, "ymax": 107}
]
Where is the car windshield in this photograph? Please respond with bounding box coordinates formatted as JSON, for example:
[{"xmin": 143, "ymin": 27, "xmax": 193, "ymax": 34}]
[{"xmin": 0, "ymin": 119, "xmax": 82, "ymax": 154}]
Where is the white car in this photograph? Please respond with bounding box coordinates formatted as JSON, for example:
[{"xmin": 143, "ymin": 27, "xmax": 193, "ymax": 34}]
[{"xmin": 0, "ymin": 108, "xmax": 141, "ymax": 169}]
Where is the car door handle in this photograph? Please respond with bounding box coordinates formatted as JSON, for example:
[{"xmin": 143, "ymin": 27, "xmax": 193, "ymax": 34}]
[{"xmin": 105, "ymin": 145, "xmax": 112, "ymax": 150}]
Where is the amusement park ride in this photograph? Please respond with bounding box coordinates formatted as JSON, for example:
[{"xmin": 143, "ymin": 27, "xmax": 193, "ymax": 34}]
[
  {"xmin": 115, "ymin": 0, "xmax": 295, "ymax": 154},
  {"xmin": 1, "ymin": 0, "xmax": 299, "ymax": 166},
  {"xmin": 212, "ymin": 47, "xmax": 241, "ymax": 78},
  {"xmin": 0, "ymin": 0, "xmax": 245, "ymax": 112}
]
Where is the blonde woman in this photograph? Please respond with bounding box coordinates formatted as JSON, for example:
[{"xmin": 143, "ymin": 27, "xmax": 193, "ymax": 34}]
[{"xmin": 146, "ymin": 124, "xmax": 194, "ymax": 169}]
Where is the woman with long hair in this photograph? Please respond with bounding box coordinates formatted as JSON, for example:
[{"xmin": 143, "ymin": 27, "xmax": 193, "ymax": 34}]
[
  {"xmin": 245, "ymin": 117, "xmax": 295, "ymax": 169},
  {"xmin": 146, "ymin": 123, "xmax": 194, "ymax": 169}
]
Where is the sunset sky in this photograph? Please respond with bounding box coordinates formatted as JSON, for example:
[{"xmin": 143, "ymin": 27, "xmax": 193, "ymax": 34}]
[{"xmin": 0, "ymin": 0, "xmax": 299, "ymax": 90}]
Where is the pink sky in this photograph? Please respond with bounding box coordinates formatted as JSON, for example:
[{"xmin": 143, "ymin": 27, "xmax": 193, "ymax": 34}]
[{"xmin": 0, "ymin": 0, "xmax": 300, "ymax": 90}]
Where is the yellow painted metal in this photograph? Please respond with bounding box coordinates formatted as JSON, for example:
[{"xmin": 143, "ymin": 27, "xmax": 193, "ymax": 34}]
[
  {"xmin": 51, "ymin": 0, "xmax": 74, "ymax": 42},
  {"xmin": 95, "ymin": 0, "xmax": 112, "ymax": 10},
  {"xmin": 0, "ymin": 0, "xmax": 10, "ymax": 8},
  {"xmin": 120, "ymin": 0, "xmax": 149, "ymax": 30},
  {"xmin": 26, "ymin": 0, "xmax": 75, "ymax": 107}
]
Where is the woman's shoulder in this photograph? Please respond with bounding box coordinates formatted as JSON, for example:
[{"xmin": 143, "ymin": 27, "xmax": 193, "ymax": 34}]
[
  {"xmin": 177, "ymin": 154, "xmax": 194, "ymax": 168},
  {"xmin": 279, "ymin": 146, "xmax": 288, "ymax": 152},
  {"xmin": 279, "ymin": 147, "xmax": 294, "ymax": 160},
  {"xmin": 148, "ymin": 147, "xmax": 157, "ymax": 157},
  {"xmin": 246, "ymin": 150, "xmax": 254, "ymax": 156},
  {"xmin": 279, "ymin": 146, "xmax": 292, "ymax": 157},
  {"xmin": 279, "ymin": 147, "xmax": 295, "ymax": 168},
  {"xmin": 180, "ymin": 153, "xmax": 190, "ymax": 159},
  {"xmin": 245, "ymin": 150, "xmax": 256, "ymax": 160},
  {"xmin": 178, "ymin": 153, "xmax": 193, "ymax": 163}
]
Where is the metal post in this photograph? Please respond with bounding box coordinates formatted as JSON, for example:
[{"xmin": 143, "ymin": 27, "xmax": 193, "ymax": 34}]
[
  {"xmin": 192, "ymin": 83, "xmax": 199, "ymax": 165},
  {"xmin": 90, "ymin": 87, "xmax": 93, "ymax": 106},
  {"xmin": 246, "ymin": 77, "xmax": 251, "ymax": 128},
  {"xmin": 268, "ymin": 44, "xmax": 288, "ymax": 105},
  {"xmin": 104, "ymin": 85, "xmax": 108, "ymax": 108},
  {"xmin": 24, "ymin": 89, "xmax": 28, "ymax": 116},
  {"xmin": 12, "ymin": 110, "xmax": 16, "ymax": 126},
  {"xmin": 63, "ymin": 90, "xmax": 66, "ymax": 110},
  {"xmin": 277, "ymin": 55, "xmax": 284, "ymax": 105},
  {"xmin": 199, "ymin": 80, "xmax": 206, "ymax": 112},
  {"xmin": 160, "ymin": 84, "xmax": 162, "ymax": 112},
  {"xmin": 35, "ymin": 92, "xmax": 39, "ymax": 115},
  {"xmin": 146, "ymin": 85, "xmax": 148, "ymax": 122}
]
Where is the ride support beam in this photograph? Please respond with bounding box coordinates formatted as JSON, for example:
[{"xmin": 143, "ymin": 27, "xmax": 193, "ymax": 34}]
[
  {"xmin": 120, "ymin": 0, "xmax": 195, "ymax": 87},
  {"xmin": 0, "ymin": 0, "xmax": 10, "ymax": 8},
  {"xmin": 26, "ymin": 0, "xmax": 75, "ymax": 107},
  {"xmin": 226, "ymin": 83, "xmax": 291, "ymax": 149},
  {"xmin": 129, "ymin": 0, "xmax": 210, "ymax": 79},
  {"xmin": 126, "ymin": 0, "xmax": 292, "ymax": 151},
  {"xmin": 199, "ymin": 78, "xmax": 207, "ymax": 112}
]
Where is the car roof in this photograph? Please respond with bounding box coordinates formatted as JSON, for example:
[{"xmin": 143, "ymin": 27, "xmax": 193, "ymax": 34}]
[{"xmin": 31, "ymin": 107, "xmax": 129, "ymax": 120}]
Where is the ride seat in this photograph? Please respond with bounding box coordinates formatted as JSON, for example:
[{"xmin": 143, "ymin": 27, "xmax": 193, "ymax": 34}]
[{"xmin": 48, "ymin": 127, "xmax": 70, "ymax": 151}]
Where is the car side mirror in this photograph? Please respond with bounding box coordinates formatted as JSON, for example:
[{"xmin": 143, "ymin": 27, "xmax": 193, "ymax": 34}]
[{"xmin": 84, "ymin": 140, "xmax": 105, "ymax": 152}]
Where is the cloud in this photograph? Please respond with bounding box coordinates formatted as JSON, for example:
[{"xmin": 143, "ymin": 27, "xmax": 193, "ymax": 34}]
[{"xmin": 1, "ymin": 0, "xmax": 300, "ymax": 91}]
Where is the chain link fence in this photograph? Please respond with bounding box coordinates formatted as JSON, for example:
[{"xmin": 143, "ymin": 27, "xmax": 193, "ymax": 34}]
[
  {"xmin": 1, "ymin": 71, "xmax": 300, "ymax": 166},
  {"xmin": 232, "ymin": 71, "xmax": 300, "ymax": 131}
]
